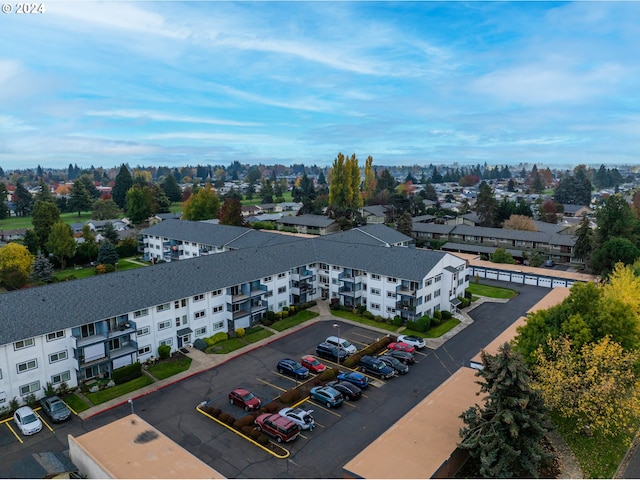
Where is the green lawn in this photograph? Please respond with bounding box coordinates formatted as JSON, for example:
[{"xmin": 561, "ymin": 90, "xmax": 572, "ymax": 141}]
[
  {"xmin": 331, "ymin": 310, "xmax": 399, "ymax": 332},
  {"xmin": 63, "ymin": 393, "xmax": 91, "ymax": 413},
  {"xmin": 551, "ymin": 411, "xmax": 639, "ymax": 478},
  {"xmin": 0, "ymin": 211, "xmax": 95, "ymax": 230},
  {"xmin": 205, "ymin": 326, "xmax": 274, "ymax": 354},
  {"xmin": 466, "ymin": 283, "xmax": 518, "ymax": 299},
  {"xmin": 270, "ymin": 310, "xmax": 318, "ymax": 332},
  {"xmin": 147, "ymin": 357, "xmax": 192, "ymax": 380},
  {"xmin": 85, "ymin": 375, "xmax": 154, "ymax": 405},
  {"xmin": 54, "ymin": 257, "xmax": 147, "ymax": 281}
]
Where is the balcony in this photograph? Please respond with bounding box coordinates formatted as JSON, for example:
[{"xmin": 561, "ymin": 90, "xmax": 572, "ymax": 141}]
[
  {"xmin": 108, "ymin": 323, "xmax": 134, "ymax": 338},
  {"xmin": 231, "ymin": 309, "xmax": 251, "ymax": 320},
  {"xmin": 75, "ymin": 333, "xmax": 108, "ymax": 348},
  {"xmin": 339, "ymin": 271, "xmax": 363, "ymax": 283},
  {"xmin": 396, "ymin": 284, "xmax": 417, "ymax": 297},
  {"xmin": 339, "ymin": 286, "xmax": 363, "ymax": 298},
  {"xmin": 109, "ymin": 342, "xmax": 138, "ymax": 359},
  {"xmin": 290, "ymin": 268, "xmax": 313, "ymax": 281},
  {"xmin": 396, "ymin": 301, "xmax": 417, "ymax": 311}
]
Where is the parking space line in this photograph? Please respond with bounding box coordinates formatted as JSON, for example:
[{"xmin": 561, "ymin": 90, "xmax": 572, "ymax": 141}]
[
  {"xmin": 34, "ymin": 409, "xmax": 53, "ymax": 432},
  {"xmin": 3, "ymin": 421, "xmax": 23, "ymax": 444},
  {"xmin": 306, "ymin": 400, "xmax": 342, "ymax": 417},
  {"xmin": 62, "ymin": 399, "xmax": 78, "ymax": 416},
  {"xmin": 271, "ymin": 371, "xmax": 306, "ymax": 384},
  {"xmin": 257, "ymin": 378, "xmax": 288, "ymax": 392}
]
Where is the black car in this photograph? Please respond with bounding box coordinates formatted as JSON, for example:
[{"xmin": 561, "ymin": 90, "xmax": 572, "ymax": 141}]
[
  {"xmin": 39, "ymin": 395, "xmax": 72, "ymax": 423},
  {"xmin": 357, "ymin": 355, "xmax": 395, "ymax": 379},
  {"xmin": 386, "ymin": 349, "xmax": 415, "ymax": 365},
  {"xmin": 377, "ymin": 355, "xmax": 409, "ymax": 374},
  {"xmin": 326, "ymin": 380, "xmax": 362, "ymax": 401},
  {"xmin": 277, "ymin": 359, "xmax": 310, "ymax": 379},
  {"xmin": 315, "ymin": 342, "xmax": 348, "ymax": 362}
]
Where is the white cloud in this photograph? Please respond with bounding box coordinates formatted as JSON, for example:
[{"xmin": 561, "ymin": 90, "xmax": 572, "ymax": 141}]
[{"xmin": 85, "ymin": 110, "xmax": 262, "ymax": 127}]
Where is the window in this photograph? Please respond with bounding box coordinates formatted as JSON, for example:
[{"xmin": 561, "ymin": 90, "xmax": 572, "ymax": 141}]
[
  {"xmin": 211, "ymin": 289, "xmax": 222, "ymax": 297},
  {"xmin": 278, "ymin": 272, "xmax": 287, "ymax": 279},
  {"xmin": 370, "ymin": 303, "xmax": 380, "ymax": 310},
  {"xmin": 435, "ymin": 275, "xmax": 442, "ymax": 283},
  {"xmin": 370, "ymin": 288, "xmax": 381, "ymax": 296},
  {"xmin": 434, "ymin": 289, "xmax": 441, "ymax": 297},
  {"xmin": 174, "ymin": 299, "xmax": 187, "ymax": 308},
  {"xmin": 278, "ymin": 301, "xmax": 287, "ymax": 309},
  {"xmin": 458, "ymin": 278, "xmax": 464, "ymax": 286},
  {"xmin": 0, "ymin": 368, "xmax": 2, "ymax": 380},
  {"xmin": 160, "ymin": 338, "xmax": 173, "ymax": 346},
  {"xmin": 386, "ymin": 306, "xmax": 395, "ymax": 313},
  {"xmin": 213, "ymin": 321, "xmax": 224, "ymax": 330},
  {"xmin": 193, "ymin": 293, "xmax": 205, "ymax": 302},
  {"xmin": 17, "ymin": 359, "xmax": 38, "ymax": 373},
  {"xmin": 425, "ymin": 293, "xmax": 432, "ymax": 302},
  {"xmin": 137, "ymin": 326, "xmax": 150, "ymax": 336},
  {"xmin": 195, "ymin": 327, "xmax": 207, "ymax": 336},
  {"xmin": 332, "ymin": 265, "xmax": 341, "ymax": 271},
  {"xmin": 370, "ymin": 274, "xmax": 380, "ymax": 280},
  {"xmin": 387, "ymin": 291, "xmax": 395, "ymax": 298},
  {"xmin": 194, "ymin": 310, "xmax": 206, "ymax": 319},
  {"xmin": 277, "ymin": 286, "xmax": 286, "ymax": 294},
  {"xmin": 49, "ymin": 351, "xmax": 68, "ymax": 363},
  {"xmin": 266, "ymin": 290, "xmax": 273, "ymax": 297},
  {"xmin": 156, "ymin": 303, "xmax": 170, "ymax": 312},
  {"xmin": 20, "ymin": 381, "xmax": 40, "ymax": 396},
  {"xmin": 332, "ymin": 278, "xmax": 339, "ymax": 285},
  {"xmin": 81, "ymin": 324, "xmax": 96, "ymax": 338},
  {"xmin": 138, "ymin": 345, "xmax": 151, "ymax": 355},
  {"xmin": 134, "ymin": 308, "xmax": 149, "ymax": 318},
  {"xmin": 212, "ymin": 305, "xmax": 223, "ymax": 314},
  {"xmin": 425, "ymin": 278, "xmax": 433, "ymax": 287},
  {"xmin": 387, "ymin": 277, "xmax": 397, "ymax": 283},
  {"xmin": 263, "ymin": 276, "xmax": 272, "ymax": 282},
  {"xmin": 320, "ymin": 263, "xmax": 329, "ymax": 271},
  {"xmin": 14, "ymin": 338, "xmax": 34, "ymax": 350},
  {"xmin": 51, "ymin": 372, "xmax": 70, "ymax": 384},
  {"xmin": 46, "ymin": 331, "xmax": 65, "ymax": 342},
  {"xmin": 319, "ymin": 275, "xmax": 329, "ymax": 284},
  {"xmin": 158, "ymin": 320, "xmax": 172, "ymax": 330}
]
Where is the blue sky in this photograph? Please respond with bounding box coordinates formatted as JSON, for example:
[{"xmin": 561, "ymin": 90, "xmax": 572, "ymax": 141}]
[{"xmin": 1, "ymin": 1, "xmax": 639, "ymax": 170}]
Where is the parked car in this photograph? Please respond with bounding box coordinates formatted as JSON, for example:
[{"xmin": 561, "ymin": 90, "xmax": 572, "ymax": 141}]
[
  {"xmin": 315, "ymin": 342, "xmax": 348, "ymax": 362},
  {"xmin": 325, "ymin": 335, "xmax": 357, "ymax": 354},
  {"xmin": 337, "ymin": 371, "xmax": 370, "ymax": 388},
  {"xmin": 276, "ymin": 359, "xmax": 309, "ymax": 379},
  {"xmin": 309, "ymin": 385, "xmax": 344, "ymax": 408},
  {"xmin": 279, "ymin": 407, "xmax": 315, "ymax": 430},
  {"xmin": 357, "ymin": 355, "xmax": 395, "ymax": 379},
  {"xmin": 397, "ymin": 334, "xmax": 426, "ymax": 349},
  {"xmin": 301, "ymin": 355, "xmax": 326, "ymax": 374},
  {"xmin": 13, "ymin": 406, "xmax": 42, "ymax": 436},
  {"xmin": 39, "ymin": 395, "xmax": 72, "ymax": 423},
  {"xmin": 385, "ymin": 349, "xmax": 416, "ymax": 365},
  {"xmin": 254, "ymin": 413, "xmax": 300, "ymax": 443},
  {"xmin": 544, "ymin": 259, "xmax": 555, "ymax": 267},
  {"xmin": 228, "ymin": 388, "xmax": 261, "ymax": 411},
  {"xmin": 387, "ymin": 341, "xmax": 416, "ymax": 354},
  {"xmin": 326, "ymin": 380, "xmax": 362, "ymax": 401},
  {"xmin": 377, "ymin": 355, "xmax": 409, "ymax": 375}
]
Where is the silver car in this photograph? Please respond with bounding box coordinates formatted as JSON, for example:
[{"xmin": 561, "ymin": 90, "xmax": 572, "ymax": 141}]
[
  {"xmin": 279, "ymin": 407, "xmax": 315, "ymax": 430},
  {"xmin": 14, "ymin": 406, "xmax": 43, "ymax": 435}
]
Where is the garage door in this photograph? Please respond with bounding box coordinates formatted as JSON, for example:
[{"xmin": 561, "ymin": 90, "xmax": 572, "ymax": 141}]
[
  {"xmin": 524, "ymin": 275, "xmax": 538, "ymax": 285},
  {"xmin": 538, "ymin": 277, "xmax": 552, "ymax": 288},
  {"xmin": 511, "ymin": 273, "xmax": 524, "ymax": 284},
  {"xmin": 486, "ymin": 270, "xmax": 498, "ymax": 280},
  {"xmin": 498, "ymin": 272, "xmax": 511, "ymax": 282},
  {"xmin": 552, "ymin": 279, "xmax": 567, "ymax": 288}
]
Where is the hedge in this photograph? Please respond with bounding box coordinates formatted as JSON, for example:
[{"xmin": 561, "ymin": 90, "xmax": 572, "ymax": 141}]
[{"xmin": 112, "ymin": 362, "xmax": 142, "ymax": 385}]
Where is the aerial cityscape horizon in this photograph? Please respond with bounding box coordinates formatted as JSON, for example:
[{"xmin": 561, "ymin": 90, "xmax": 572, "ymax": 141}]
[{"xmin": 2, "ymin": 1, "xmax": 639, "ymax": 170}]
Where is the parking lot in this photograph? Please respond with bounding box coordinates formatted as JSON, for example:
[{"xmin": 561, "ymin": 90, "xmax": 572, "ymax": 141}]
[{"xmin": 0, "ymin": 283, "xmax": 549, "ymax": 479}]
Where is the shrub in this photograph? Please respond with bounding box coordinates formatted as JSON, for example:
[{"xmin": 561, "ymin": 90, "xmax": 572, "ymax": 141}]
[
  {"xmin": 95, "ymin": 264, "xmax": 107, "ymax": 275},
  {"xmin": 104, "ymin": 264, "xmax": 116, "ymax": 273},
  {"xmin": 393, "ymin": 315, "xmax": 403, "ymax": 327},
  {"xmin": 44, "ymin": 382, "xmax": 56, "ymax": 397},
  {"xmin": 241, "ymin": 426, "xmax": 253, "ymax": 436},
  {"xmin": 279, "ymin": 389, "xmax": 300, "ymax": 405},
  {"xmin": 267, "ymin": 310, "xmax": 277, "ymax": 321},
  {"xmin": 441, "ymin": 310, "xmax": 452, "ymax": 320},
  {"xmin": 235, "ymin": 328, "xmax": 245, "ymax": 339},
  {"xmin": 249, "ymin": 428, "xmax": 261, "ymax": 439},
  {"xmin": 112, "ymin": 362, "xmax": 142, "ymax": 385},
  {"xmin": 158, "ymin": 344, "xmax": 171, "ymax": 359},
  {"xmin": 352, "ymin": 308, "xmax": 359, "ymax": 315},
  {"xmin": 257, "ymin": 434, "xmax": 269, "ymax": 445},
  {"xmin": 208, "ymin": 332, "xmax": 228, "ymax": 345},
  {"xmin": 219, "ymin": 412, "xmax": 230, "ymax": 423},
  {"xmin": 319, "ymin": 368, "xmax": 338, "ymax": 382},
  {"xmin": 9, "ymin": 397, "xmax": 19, "ymax": 413},
  {"xmin": 24, "ymin": 394, "xmax": 37, "ymax": 407},
  {"xmin": 283, "ymin": 306, "xmax": 289, "ymax": 312},
  {"xmin": 262, "ymin": 402, "xmax": 280, "ymax": 414},
  {"xmin": 363, "ymin": 310, "xmax": 373, "ymax": 319},
  {"xmin": 374, "ymin": 315, "xmax": 384, "ymax": 322},
  {"xmin": 56, "ymin": 381, "xmax": 69, "ymax": 396},
  {"xmin": 461, "ymin": 298, "xmax": 470, "ymax": 308},
  {"xmin": 225, "ymin": 415, "xmax": 235, "ymax": 426},
  {"xmin": 406, "ymin": 320, "xmax": 418, "ymax": 331},
  {"xmin": 433, "ymin": 310, "xmax": 442, "ymax": 320},
  {"xmin": 358, "ymin": 305, "xmax": 366, "ymax": 314},
  {"xmin": 281, "ymin": 310, "xmax": 289, "ymax": 318},
  {"xmin": 289, "ymin": 305, "xmax": 296, "ymax": 314},
  {"xmin": 416, "ymin": 316, "xmax": 431, "ymax": 332},
  {"xmin": 233, "ymin": 414, "xmax": 256, "ymax": 429},
  {"xmin": 210, "ymin": 407, "xmax": 222, "ymax": 418},
  {"xmin": 464, "ymin": 289, "xmax": 473, "ymax": 299},
  {"xmin": 343, "ymin": 356, "xmax": 358, "ymax": 368}
]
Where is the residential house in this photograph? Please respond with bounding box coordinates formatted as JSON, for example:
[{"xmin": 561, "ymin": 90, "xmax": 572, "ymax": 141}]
[{"xmin": 276, "ymin": 214, "xmax": 339, "ymax": 235}]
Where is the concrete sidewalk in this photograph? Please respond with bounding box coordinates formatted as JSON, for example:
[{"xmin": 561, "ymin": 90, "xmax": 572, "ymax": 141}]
[{"xmin": 77, "ymin": 297, "xmax": 501, "ymax": 419}]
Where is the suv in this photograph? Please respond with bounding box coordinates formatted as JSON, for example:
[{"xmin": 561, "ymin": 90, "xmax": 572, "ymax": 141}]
[
  {"xmin": 276, "ymin": 359, "xmax": 309, "ymax": 379},
  {"xmin": 358, "ymin": 355, "xmax": 395, "ymax": 379},
  {"xmin": 377, "ymin": 354, "xmax": 409, "ymax": 375},
  {"xmin": 39, "ymin": 395, "xmax": 72, "ymax": 422},
  {"xmin": 255, "ymin": 413, "xmax": 300, "ymax": 443},
  {"xmin": 325, "ymin": 336, "xmax": 357, "ymax": 354},
  {"xmin": 316, "ymin": 342, "xmax": 348, "ymax": 362}
]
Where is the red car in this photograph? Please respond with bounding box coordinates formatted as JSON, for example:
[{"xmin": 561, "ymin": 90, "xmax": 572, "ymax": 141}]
[
  {"xmin": 228, "ymin": 388, "xmax": 261, "ymax": 411},
  {"xmin": 387, "ymin": 341, "xmax": 416, "ymax": 354},
  {"xmin": 301, "ymin": 355, "xmax": 326, "ymax": 374}
]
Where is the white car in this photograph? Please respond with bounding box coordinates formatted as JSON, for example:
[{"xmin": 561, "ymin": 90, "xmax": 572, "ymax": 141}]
[
  {"xmin": 13, "ymin": 406, "xmax": 43, "ymax": 436},
  {"xmin": 279, "ymin": 407, "xmax": 315, "ymax": 431},
  {"xmin": 397, "ymin": 334, "xmax": 426, "ymax": 349}
]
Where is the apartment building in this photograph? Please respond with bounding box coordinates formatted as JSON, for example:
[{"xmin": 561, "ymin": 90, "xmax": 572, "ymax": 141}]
[{"xmin": 0, "ymin": 229, "xmax": 468, "ymax": 407}]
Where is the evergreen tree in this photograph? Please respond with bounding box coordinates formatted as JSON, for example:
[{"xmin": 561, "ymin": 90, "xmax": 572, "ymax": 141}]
[
  {"xmin": 161, "ymin": 173, "xmax": 183, "ymax": 203},
  {"xmin": 573, "ymin": 214, "xmax": 593, "ymax": 268},
  {"xmin": 32, "ymin": 200, "xmax": 61, "ymax": 252},
  {"xmin": 595, "ymin": 194, "xmax": 638, "ymax": 246},
  {"xmin": 459, "ymin": 343, "xmax": 552, "ymax": 478},
  {"xmin": 396, "ymin": 212, "xmax": 413, "ymax": 237},
  {"xmin": 317, "ymin": 170, "xmax": 327, "ymax": 185},
  {"xmin": 22, "ymin": 229, "xmax": 39, "ymax": 255},
  {"xmin": 475, "ymin": 181, "xmax": 497, "ymax": 227},
  {"xmin": 34, "ymin": 181, "xmax": 54, "ymax": 203},
  {"xmin": 79, "ymin": 174, "xmax": 100, "ymax": 199},
  {"xmin": 112, "ymin": 164, "xmax": 133, "ymax": 209},
  {"xmin": 376, "ymin": 168, "xmax": 396, "ymax": 194},
  {"xmin": 150, "ymin": 184, "xmax": 171, "ymax": 214},
  {"xmin": 31, "ymin": 254, "xmax": 55, "ymax": 283},
  {"xmin": 13, "ymin": 182, "xmax": 34, "ymax": 216},
  {"xmin": 97, "ymin": 240, "xmax": 119, "ymax": 266},
  {"xmin": 0, "ymin": 183, "xmax": 10, "ymax": 219},
  {"xmin": 103, "ymin": 221, "xmax": 119, "ymax": 243},
  {"xmin": 218, "ymin": 198, "xmax": 243, "ymax": 226},
  {"xmin": 68, "ymin": 179, "xmax": 93, "ymax": 217}
]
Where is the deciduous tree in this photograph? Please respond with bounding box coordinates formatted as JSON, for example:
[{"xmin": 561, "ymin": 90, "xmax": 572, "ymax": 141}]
[
  {"xmin": 92, "ymin": 198, "xmax": 121, "ymax": 220},
  {"xmin": 182, "ymin": 183, "xmax": 220, "ymax": 221},
  {"xmin": 126, "ymin": 184, "xmax": 154, "ymax": 224},
  {"xmin": 503, "ymin": 214, "xmax": 537, "ymax": 231},
  {"xmin": 218, "ymin": 198, "xmax": 243, "ymax": 226},
  {"xmin": 490, "ymin": 248, "xmax": 515, "ymax": 264},
  {"xmin": 31, "ymin": 200, "xmax": 61, "ymax": 252},
  {"xmin": 46, "ymin": 221, "xmax": 76, "ymax": 270},
  {"xmin": 0, "ymin": 242, "xmax": 34, "ymax": 282},
  {"xmin": 459, "ymin": 343, "xmax": 552, "ymax": 478}
]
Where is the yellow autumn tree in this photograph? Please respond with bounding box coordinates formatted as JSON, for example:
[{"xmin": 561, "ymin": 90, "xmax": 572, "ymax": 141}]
[
  {"xmin": 601, "ymin": 262, "xmax": 640, "ymax": 316},
  {"xmin": 362, "ymin": 155, "xmax": 376, "ymax": 202},
  {"xmin": 0, "ymin": 242, "xmax": 34, "ymax": 277},
  {"xmin": 533, "ymin": 335, "xmax": 640, "ymax": 436}
]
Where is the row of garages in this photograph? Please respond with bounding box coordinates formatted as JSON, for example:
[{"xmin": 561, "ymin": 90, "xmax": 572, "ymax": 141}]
[{"xmin": 470, "ymin": 267, "xmax": 577, "ymax": 288}]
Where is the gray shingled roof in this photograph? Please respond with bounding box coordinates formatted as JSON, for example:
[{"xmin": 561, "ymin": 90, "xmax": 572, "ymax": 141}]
[
  {"xmin": 0, "ymin": 236, "xmax": 448, "ymax": 344},
  {"xmin": 322, "ymin": 225, "xmax": 412, "ymax": 247},
  {"xmin": 442, "ymin": 242, "xmax": 522, "ymax": 258},
  {"xmin": 411, "ymin": 222, "xmax": 456, "ymax": 234},
  {"xmin": 276, "ymin": 214, "xmax": 337, "ymax": 228},
  {"xmin": 143, "ymin": 219, "xmax": 253, "ymax": 246}
]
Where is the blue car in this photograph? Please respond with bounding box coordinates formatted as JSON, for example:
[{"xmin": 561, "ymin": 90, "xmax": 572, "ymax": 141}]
[
  {"xmin": 310, "ymin": 386, "xmax": 344, "ymax": 408},
  {"xmin": 337, "ymin": 371, "xmax": 369, "ymax": 388},
  {"xmin": 277, "ymin": 358, "xmax": 310, "ymax": 380}
]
